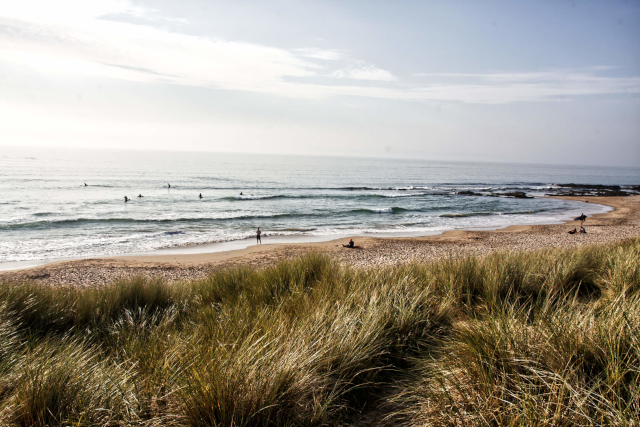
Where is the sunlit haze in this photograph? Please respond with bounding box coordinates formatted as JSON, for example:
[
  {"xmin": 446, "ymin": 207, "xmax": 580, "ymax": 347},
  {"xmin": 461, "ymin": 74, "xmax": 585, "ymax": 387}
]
[{"xmin": 1, "ymin": 0, "xmax": 639, "ymax": 166}]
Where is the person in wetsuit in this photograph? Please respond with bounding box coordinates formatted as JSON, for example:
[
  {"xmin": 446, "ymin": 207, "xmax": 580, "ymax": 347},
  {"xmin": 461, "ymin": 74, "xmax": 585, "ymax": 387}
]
[{"xmin": 343, "ymin": 239, "xmax": 355, "ymax": 248}]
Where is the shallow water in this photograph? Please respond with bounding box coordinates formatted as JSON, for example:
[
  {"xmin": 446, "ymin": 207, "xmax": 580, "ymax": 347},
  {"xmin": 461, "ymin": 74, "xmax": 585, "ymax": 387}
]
[{"xmin": 1, "ymin": 146, "xmax": 637, "ymax": 263}]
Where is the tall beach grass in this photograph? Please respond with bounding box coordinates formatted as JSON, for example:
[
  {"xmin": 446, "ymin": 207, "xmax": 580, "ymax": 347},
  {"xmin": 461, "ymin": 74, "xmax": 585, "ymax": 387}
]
[{"xmin": 0, "ymin": 238, "xmax": 638, "ymax": 426}]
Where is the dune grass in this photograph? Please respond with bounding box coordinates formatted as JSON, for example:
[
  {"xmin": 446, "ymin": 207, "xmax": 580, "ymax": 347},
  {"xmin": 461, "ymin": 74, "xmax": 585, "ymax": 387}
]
[{"xmin": 0, "ymin": 238, "xmax": 638, "ymax": 426}]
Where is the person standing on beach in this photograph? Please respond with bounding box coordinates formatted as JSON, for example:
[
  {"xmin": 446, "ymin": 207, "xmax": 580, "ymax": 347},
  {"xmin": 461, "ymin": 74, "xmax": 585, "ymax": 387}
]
[
  {"xmin": 256, "ymin": 227, "xmax": 262, "ymax": 244},
  {"xmin": 575, "ymin": 213, "xmax": 587, "ymax": 226},
  {"xmin": 579, "ymin": 213, "xmax": 587, "ymax": 226}
]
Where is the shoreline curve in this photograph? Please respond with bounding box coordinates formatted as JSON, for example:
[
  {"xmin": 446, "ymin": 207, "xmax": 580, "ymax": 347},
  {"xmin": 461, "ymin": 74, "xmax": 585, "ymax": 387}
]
[{"xmin": 1, "ymin": 195, "xmax": 638, "ymax": 286}]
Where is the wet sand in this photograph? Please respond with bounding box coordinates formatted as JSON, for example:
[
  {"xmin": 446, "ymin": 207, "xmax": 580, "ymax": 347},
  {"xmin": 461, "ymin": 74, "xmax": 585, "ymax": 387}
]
[{"xmin": 2, "ymin": 195, "xmax": 638, "ymax": 287}]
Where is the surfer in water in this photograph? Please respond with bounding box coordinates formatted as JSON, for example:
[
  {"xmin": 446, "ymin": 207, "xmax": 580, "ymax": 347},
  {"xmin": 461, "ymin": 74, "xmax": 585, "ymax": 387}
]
[
  {"xmin": 240, "ymin": 192, "xmax": 243, "ymax": 195},
  {"xmin": 124, "ymin": 196, "xmax": 129, "ymax": 202},
  {"xmin": 138, "ymin": 194, "xmax": 143, "ymax": 198},
  {"xmin": 256, "ymin": 227, "xmax": 262, "ymax": 244},
  {"xmin": 84, "ymin": 183, "xmax": 87, "ymax": 186},
  {"xmin": 168, "ymin": 183, "xmax": 171, "ymax": 188},
  {"xmin": 199, "ymin": 193, "xmax": 203, "ymax": 199}
]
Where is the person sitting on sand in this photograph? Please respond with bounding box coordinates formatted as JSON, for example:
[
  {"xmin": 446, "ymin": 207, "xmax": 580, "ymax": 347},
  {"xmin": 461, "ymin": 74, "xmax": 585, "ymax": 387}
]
[
  {"xmin": 124, "ymin": 196, "xmax": 129, "ymax": 202},
  {"xmin": 579, "ymin": 226, "xmax": 586, "ymax": 234},
  {"xmin": 568, "ymin": 228, "xmax": 577, "ymax": 234},
  {"xmin": 343, "ymin": 239, "xmax": 355, "ymax": 248}
]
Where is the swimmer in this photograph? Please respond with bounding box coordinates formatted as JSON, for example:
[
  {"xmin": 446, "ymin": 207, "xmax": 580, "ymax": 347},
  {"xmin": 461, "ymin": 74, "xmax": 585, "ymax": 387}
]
[
  {"xmin": 124, "ymin": 196, "xmax": 129, "ymax": 202},
  {"xmin": 240, "ymin": 192, "xmax": 243, "ymax": 195},
  {"xmin": 84, "ymin": 183, "xmax": 87, "ymax": 186},
  {"xmin": 168, "ymin": 183, "xmax": 171, "ymax": 188},
  {"xmin": 138, "ymin": 194, "xmax": 143, "ymax": 198}
]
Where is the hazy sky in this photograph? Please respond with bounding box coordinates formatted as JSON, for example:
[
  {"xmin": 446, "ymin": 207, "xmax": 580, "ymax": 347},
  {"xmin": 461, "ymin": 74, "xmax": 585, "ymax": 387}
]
[{"xmin": 1, "ymin": 0, "xmax": 639, "ymax": 166}]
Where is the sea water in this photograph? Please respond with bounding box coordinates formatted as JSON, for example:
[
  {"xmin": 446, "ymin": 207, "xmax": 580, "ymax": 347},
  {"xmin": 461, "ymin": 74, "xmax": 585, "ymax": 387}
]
[{"xmin": 1, "ymin": 146, "xmax": 638, "ymax": 265}]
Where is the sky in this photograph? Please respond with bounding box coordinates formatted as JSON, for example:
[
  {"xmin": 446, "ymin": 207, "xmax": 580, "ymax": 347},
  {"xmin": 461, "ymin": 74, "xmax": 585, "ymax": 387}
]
[{"xmin": 0, "ymin": 0, "xmax": 639, "ymax": 166}]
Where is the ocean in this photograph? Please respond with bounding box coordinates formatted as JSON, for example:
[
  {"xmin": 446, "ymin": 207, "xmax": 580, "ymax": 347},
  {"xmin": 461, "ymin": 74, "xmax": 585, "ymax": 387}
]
[{"xmin": 1, "ymin": 146, "xmax": 638, "ymax": 266}]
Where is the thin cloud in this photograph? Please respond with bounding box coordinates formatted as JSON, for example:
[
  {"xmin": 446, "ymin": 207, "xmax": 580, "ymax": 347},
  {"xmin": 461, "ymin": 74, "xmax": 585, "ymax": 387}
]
[
  {"xmin": 0, "ymin": 0, "xmax": 319, "ymax": 92},
  {"xmin": 588, "ymin": 65, "xmax": 619, "ymax": 71},
  {"xmin": 295, "ymin": 48, "xmax": 344, "ymax": 61},
  {"xmin": 98, "ymin": 3, "xmax": 189, "ymax": 25},
  {"xmin": 1, "ymin": 1, "xmax": 638, "ymax": 104},
  {"xmin": 413, "ymin": 68, "xmax": 623, "ymax": 83},
  {"xmin": 409, "ymin": 69, "xmax": 640, "ymax": 103},
  {"xmin": 103, "ymin": 63, "xmax": 179, "ymax": 77},
  {"xmin": 332, "ymin": 61, "xmax": 396, "ymax": 82}
]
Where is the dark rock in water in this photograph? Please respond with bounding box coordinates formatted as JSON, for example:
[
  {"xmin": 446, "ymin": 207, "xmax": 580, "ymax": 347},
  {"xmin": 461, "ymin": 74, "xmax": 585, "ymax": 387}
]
[
  {"xmin": 558, "ymin": 183, "xmax": 622, "ymax": 191},
  {"xmin": 552, "ymin": 191, "xmax": 589, "ymax": 197},
  {"xmin": 596, "ymin": 190, "xmax": 629, "ymax": 197},
  {"xmin": 504, "ymin": 191, "xmax": 533, "ymax": 199},
  {"xmin": 456, "ymin": 190, "xmax": 481, "ymax": 196},
  {"xmin": 551, "ymin": 183, "xmax": 635, "ymax": 197},
  {"xmin": 623, "ymin": 185, "xmax": 640, "ymax": 194}
]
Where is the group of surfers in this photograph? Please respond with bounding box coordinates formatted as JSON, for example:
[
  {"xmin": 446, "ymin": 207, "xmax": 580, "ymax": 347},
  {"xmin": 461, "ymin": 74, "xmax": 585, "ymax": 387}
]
[
  {"xmin": 119, "ymin": 186, "xmax": 592, "ymax": 246},
  {"xmin": 122, "ymin": 187, "xmax": 237, "ymax": 202}
]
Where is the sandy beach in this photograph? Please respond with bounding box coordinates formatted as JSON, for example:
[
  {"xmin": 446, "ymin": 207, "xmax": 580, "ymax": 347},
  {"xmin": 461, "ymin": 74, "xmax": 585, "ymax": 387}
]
[{"xmin": 2, "ymin": 195, "xmax": 638, "ymax": 287}]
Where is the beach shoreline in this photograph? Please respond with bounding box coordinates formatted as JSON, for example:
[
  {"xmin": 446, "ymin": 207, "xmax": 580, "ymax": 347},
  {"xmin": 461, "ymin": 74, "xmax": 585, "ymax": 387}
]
[
  {"xmin": 0, "ymin": 194, "xmax": 610, "ymax": 273},
  {"xmin": 1, "ymin": 195, "xmax": 638, "ymax": 287}
]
